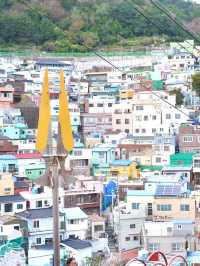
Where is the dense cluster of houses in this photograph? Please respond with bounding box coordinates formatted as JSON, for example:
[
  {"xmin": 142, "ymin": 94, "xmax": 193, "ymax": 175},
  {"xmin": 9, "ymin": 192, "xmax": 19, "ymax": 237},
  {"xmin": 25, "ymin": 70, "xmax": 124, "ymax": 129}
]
[{"xmin": 1, "ymin": 40, "xmax": 200, "ymax": 264}]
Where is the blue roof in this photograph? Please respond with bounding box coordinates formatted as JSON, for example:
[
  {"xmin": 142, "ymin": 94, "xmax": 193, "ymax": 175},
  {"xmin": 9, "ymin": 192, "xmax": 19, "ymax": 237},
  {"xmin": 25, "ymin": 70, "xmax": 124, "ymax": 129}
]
[
  {"xmin": 63, "ymin": 207, "xmax": 88, "ymax": 220},
  {"xmin": 111, "ymin": 160, "xmax": 132, "ymax": 166},
  {"xmin": 127, "ymin": 190, "xmax": 155, "ymax": 196},
  {"xmin": 172, "ymin": 219, "xmax": 193, "ymax": 224},
  {"xmin": 0, "ymin": 155, "xmax": 16, "ymax": 160}
]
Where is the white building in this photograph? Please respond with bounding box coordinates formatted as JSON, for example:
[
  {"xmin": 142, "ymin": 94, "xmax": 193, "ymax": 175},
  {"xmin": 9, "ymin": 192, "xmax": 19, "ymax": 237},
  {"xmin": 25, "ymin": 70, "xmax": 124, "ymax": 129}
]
[
  {"xmin": 87, "ymin": 95, "xmax": 116, "ymax": 114},
  {"xmin": 113, "ymin": 204, "xmax": 145, "ymax": 251},
  {"xmin": 131, "ymin": 91, "xmax": 188, "ymax": 136},
  {"xmin": 63, "ymin": 207, "xmax": 88, "ymax": 240},
  {"xmin": 61, "ymin": 238, "xmax": 92, "ymax": 266},
  {"xmin": 20, "ymin": 186, "xmax": 65, "ymax": 210},
  {"xmin": 17, "ymin": 207, "xmax": 65, "ymax": 248},
  {"xmin": 0, "ymin": 195, "xmax": 26, "ymax": 215}
]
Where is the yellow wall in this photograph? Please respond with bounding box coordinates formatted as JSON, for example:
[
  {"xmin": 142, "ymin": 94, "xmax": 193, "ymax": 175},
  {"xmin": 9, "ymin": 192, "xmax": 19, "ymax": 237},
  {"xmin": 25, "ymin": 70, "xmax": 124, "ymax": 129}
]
[
  {"xmin": 153, "ymin": 197, "xmax": 196, "ymax": 221},
  {"xmin": 110, "ymin": 162, "xmax": 139, "ymax": 179},
  {"xmin": 120, "ymin": 89, "xmax": 134, "ymax": 99},
  {"xmin": 0, "ymin": 173, "xmax": 14, "ymax": 196}
]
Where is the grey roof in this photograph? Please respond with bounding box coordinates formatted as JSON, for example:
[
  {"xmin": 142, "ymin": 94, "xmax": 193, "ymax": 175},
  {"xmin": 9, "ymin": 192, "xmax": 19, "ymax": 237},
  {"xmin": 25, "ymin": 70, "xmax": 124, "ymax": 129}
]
[
  {"xmin": 36, "ymin": 59, "xmax": 72, "ymax": 66},
  {"xmin": 14, "ymin": 181, "xmax": 30, "ymax": 189},
  {"xmin": 61, "ymin": 238, "xmax": 92, "ymax": 250},
  {"xmin": 0, "ymin": 195, "xmax": 25, "ymax": 203},
  {"xmin": 17, "ymin": 207, "xmax": 64, "ymax": 219}
]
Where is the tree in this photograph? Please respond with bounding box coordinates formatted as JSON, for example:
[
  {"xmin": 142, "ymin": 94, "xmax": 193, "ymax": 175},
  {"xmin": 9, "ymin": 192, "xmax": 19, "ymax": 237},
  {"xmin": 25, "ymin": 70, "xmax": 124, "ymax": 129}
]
[
  {"xmin": 169, "ymin": 89, "xmax": 184, "ymax": 106},
  {"xmin": 192, "ymin": 72, "xmax": 200, "ymax": 96}
]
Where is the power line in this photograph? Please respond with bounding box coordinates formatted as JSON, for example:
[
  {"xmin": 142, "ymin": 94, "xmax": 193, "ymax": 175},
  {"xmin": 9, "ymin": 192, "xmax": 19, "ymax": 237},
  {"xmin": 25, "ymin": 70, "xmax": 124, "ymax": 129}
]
[
  {"xmin": 15, "ymin": 0, "xmax": 195, "ymax": 122},
  {"xmin": 150, "ymin": 0, "xmax": 200, "ymax": 44},
  {"xmin": 131, "ymin": 1, "xmax": 199, "ymax": 59}
]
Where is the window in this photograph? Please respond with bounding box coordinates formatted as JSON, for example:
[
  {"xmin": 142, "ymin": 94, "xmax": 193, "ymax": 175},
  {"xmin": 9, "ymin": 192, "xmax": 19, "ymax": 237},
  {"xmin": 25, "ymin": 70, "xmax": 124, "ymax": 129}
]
[
  {"xmin": 157, "ymin": 204, "xmax": 171, "ymax": 211},
  {"xmin": 152, "ymin": 128, "xmax": 156, "ymax": 133},
  {"xmin": 172, "ymin": 243, "xmax": 182, "ymax": 251},
  {"xmin": 194, "ymin": 159, "xmax": 200, "ymax": 168},
  {"xmin": 164, "ymin": 145, "xmax": 170, "ymax": 152},
  {"xmin": 108, "ymin": 103, "xmax": 112, "ymax": 107},
  {"xmin": 97, "ymin": 103, "xmax": 103, "ymax": 107},
  {"xmin": 130, "ymin": 224, "xmax": 136, "ymax": 229},
  {"xmin": 183, "ymin": 136, "xmax": 193, "ymax": 142},
  {"xmin": 99, "ymin": 151, "xmax": 105, "ymax": 159},
  {"xmin": 33, "ymin": 220, "xmax": 39, "ymax": 228},
  {"xmin": 144, "ymin": 116, "xmax": 148, "ymax": 121},
  {"xmin": 17, "ymin": 204, "xmax": 23, "ymax": 209},
  {"xmin": 73, "ymin": 150, "xmax": 82, "ymax": 156},
  {"xmin": 125, "ymin": 119, "xmax": 129, "ymax": 124},
  {"xmin": 152, "ymin": 115, "xmax": 156, "ymax": 120},
  {"xmin": 44, "ymin": 200, "xmax": 48, "ymax": 206},
  {"xmin": 116, "ymin": 119, "xmax": 121, "ymax": 124},
  {"xmin": 36, "ymin": 201, "xmax": 42, "ymax": 208},
  {"xmin": 89, "ymin": 104, "xmax": 94, "ymax": 107},
  {"xmin": 4, "ymin": 203, "xmax": 12, "ymax": 213},
  {"xmin": 166, "ymin": 114, "xmax": 171, "ymax": 119},
  {"xmin": 135, "ymin": 129, "xmax": 139, "ymax": 133},
  {"xmin": 160, "ymin": 128, "xmax": 163, "ymax": 132},
  {"xmin": 180, "ymin": 204, "xmax": 190, "ymax": 211},
  {"xmin": 94, "ymin": 225, "xmax": 103, "ymax": 232},
  {"xmin": 125, "ymin": 237, "xmax": 130, "ymax": 241},
  {"xmin": 136, "ymin": 116, "xmax": 142, "ymax": 121},
  {"xmin": 36, "ymin": 238, "xmax": 41, "ymax": 245},
  {"xmin": 14, "ymin": 226, "xmax": 19, "ymax": 231},
  {"xmin": 175, "ymin": 113, "xmax": 181, "ymax": 119},
  {"xmin": 177, "ymin": 224, "xmax": 182, "ymax": 229},
  {"xmin": 142, "ymin": 129, "xmax": 146, "ymax": 133},
  {"xmin": 156, "ymin": 157, "xmax": 161, "ymax": 163},
  {"xmin": 167, "ymin": 227, "xmax": 172, "ymax": 233},
  {"xmin": 132, "ymin": 203, "xmax": 140, "ymax": 209},
  {"xmin": 133, "ymin": 236, "xmax": 138, "ymax": 241},
  {"xmin": 4, "ymin": 188, "xmax": 11, "ymax": 192},
  {"xmin": 136, "ymin": 105, "xmax": 143, "ymax": 110},
  {"xmin": 69, "ymin": 219, "xmax": 79, "ymax": 224},
  {"xmin": 148, "ymin": 243, "xmax": 159, "ymax": 251}
]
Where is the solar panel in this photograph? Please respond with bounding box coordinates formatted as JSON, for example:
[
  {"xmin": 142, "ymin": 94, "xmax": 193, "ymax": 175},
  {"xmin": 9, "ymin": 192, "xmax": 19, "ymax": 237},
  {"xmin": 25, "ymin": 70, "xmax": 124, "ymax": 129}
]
[{"xmin": 155, "ymin": 184, "xmax": 181, "ymax": 196}]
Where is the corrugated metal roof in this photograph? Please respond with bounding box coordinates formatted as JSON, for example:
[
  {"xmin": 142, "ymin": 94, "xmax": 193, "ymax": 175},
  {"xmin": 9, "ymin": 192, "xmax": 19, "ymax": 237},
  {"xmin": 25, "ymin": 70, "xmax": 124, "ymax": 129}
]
[{"xmin": 63, "ymin": 207, "xmax": 88, "ymax": 220}]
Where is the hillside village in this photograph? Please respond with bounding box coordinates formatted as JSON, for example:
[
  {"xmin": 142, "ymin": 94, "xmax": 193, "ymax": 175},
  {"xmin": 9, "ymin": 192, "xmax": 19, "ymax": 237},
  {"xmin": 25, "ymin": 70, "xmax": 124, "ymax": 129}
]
[{"xmin": 1, "ymin": 40, "xmax": 200, "ymax": 265}]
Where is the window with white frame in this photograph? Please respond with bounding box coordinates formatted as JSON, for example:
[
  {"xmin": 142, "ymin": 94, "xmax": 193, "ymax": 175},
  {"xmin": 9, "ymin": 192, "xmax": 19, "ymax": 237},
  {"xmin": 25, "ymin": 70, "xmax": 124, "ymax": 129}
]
[
  {"xmin": 33, "ymin": 220, "xmax": 39, "ymax": 228},
  {"xmin": 183, "ymin": 136, "xmax": 193, "ymax": 142},
  {"xmin": 157, "ymin": 204, "xmax": 172, "ymax": 211},
  {"xmin": 194, "ymin": 159, "xmax": 200, "ymax": 168},
  {"xmin": 132, "ymin": 203, "xmax": 140, "ymax": 209},
  {"xmin": 180, "ymin": 204, "xmax": 190, "ymax": 211},
  {"xmin": 172, "ymin": 243, "xmax": 183, "ymax": 251},
  {"xmin": 166, "ymin": 114, "xmax": 171, "ymax": 119},
  {"xmin": 175, "ymin": 113, "xmax": 181, "ymax": 119},
  {"xmin": 125, "ymin": 236, "xmax": 130, "ymax": 241},
  {"xmin": 136, "ymin": 105, "xmax": 144, "ymax": 110},
  {"xmin": 148, "ymin": 243, "xmax": 159, "ymax": 251}
]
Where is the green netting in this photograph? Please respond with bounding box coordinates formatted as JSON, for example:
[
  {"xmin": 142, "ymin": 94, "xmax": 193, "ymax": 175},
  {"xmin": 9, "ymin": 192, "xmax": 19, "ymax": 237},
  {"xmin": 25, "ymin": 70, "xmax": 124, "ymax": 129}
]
[
  {"xmin": 0, "ymin": 237, "xmax": 24, "ymax": 256},
  {"xmin": 0, "ymin": 50, "xmax": 151, "ymax": 58},
  {"xmin": 170, "ymin": 153, "xmax": 195, "ymax": 166}
]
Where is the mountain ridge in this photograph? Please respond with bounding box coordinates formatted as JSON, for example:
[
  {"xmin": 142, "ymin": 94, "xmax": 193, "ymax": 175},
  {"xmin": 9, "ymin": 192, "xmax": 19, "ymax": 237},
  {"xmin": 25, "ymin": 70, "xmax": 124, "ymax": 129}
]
[{"xmin": 0, "ymin": 0, "xmax": 200, "ymax": 52}]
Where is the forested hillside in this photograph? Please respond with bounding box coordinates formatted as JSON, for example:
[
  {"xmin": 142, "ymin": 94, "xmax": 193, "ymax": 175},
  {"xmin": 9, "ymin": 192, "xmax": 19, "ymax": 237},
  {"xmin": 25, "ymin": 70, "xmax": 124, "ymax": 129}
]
[{"xmin": 0, "ymin": 0, "xmax": 200, "ymax": 51}]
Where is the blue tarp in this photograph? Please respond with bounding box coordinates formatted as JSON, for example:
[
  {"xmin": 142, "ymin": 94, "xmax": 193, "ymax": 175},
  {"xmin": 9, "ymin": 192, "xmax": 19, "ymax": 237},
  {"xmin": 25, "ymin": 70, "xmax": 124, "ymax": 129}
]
[{"xmin": 102, "ymin": 180, "xmax": 118, "ymax": 210}]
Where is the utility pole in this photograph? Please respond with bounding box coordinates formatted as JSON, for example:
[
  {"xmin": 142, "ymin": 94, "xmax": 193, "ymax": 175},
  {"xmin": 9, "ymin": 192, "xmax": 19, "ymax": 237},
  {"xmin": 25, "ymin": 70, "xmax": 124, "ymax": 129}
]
[
  {"xmin": 36, "ymin": 69, "xmax": 74, "ymax": 266},
  {"xmin": 52, "ymin": 156, "xmax": 60, "ymax": 266}
]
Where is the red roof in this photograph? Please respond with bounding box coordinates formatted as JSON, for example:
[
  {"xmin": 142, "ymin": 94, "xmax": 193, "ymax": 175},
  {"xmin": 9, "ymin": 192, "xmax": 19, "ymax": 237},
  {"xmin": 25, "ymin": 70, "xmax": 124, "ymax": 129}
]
[{"xmin": 16, "ymin": 153, "xmax": 42, "ymax": 159}]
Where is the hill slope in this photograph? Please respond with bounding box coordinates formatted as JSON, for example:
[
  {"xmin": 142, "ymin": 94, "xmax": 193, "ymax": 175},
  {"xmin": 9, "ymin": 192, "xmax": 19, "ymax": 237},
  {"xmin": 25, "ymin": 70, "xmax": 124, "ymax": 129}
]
[{"xmin": 0, "ymin": 0, "xmax": 200, "ymax": 51}]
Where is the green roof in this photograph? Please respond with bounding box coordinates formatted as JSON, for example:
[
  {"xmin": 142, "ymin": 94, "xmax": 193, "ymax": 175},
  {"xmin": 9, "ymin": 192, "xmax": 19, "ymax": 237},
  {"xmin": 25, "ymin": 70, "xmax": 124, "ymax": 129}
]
[
  {"xmin": 170, "ymin": 153, "xmax": 195, "ymax": 167},
  {"xmin": 152, "ymin": 80, "xmax": 164, "ymax": 90},
  {"xmin": 139, "ymin": 165, "xmax": 163, "ymax": 171}
]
